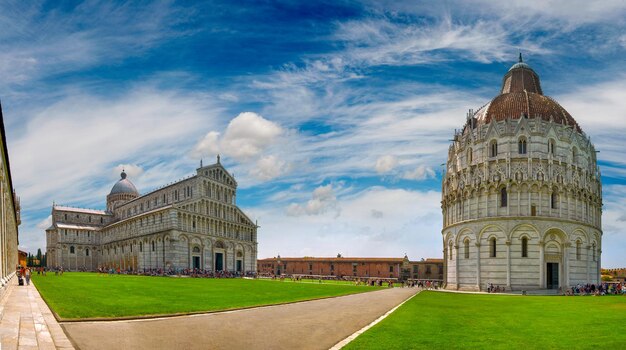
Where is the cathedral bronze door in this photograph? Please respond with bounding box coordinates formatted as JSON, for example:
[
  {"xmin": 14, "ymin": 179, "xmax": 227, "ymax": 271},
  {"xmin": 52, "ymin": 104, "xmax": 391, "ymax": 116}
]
[
  {"xmin": 236, "ymin": 260, "xmax": 242, "ymax": 272},
  {"xmin": 215, "ymin": 253, "xmax": 224, "ymax": 271},
  {"xmin": 546, "ymin": 263, "xmax": 559, "ymax": 289}
]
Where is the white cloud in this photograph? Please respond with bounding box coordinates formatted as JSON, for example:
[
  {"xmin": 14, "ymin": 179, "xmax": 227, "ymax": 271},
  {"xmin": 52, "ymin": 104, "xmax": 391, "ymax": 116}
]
[
  {"xmin": 375, "ymin": 155, "xmax": 398, "ymax": 173},
  {"xmin": 403, "ymin": 165, "xmax": 436, "ymax": 180},
  {"xmin": 286, "ymin": 184, "xmax": 339, "ymax": 217},
  {"xmin": 334, "ymin": 17, "xmax": 521, "ymax": 66},
  {"xmin": 36, "ymin": 215, "xmax": 52, "ymax": 230},
  {"xmin": 190, "ymin": 131, "xmax": 221, "ymax": 159},
  {"xmin": 191, "ymin": 112, "xmax": 285, "ymax": 163},
  {"xmin": 221, "ymin": 112, "xmax": 284, "ymax": 160},
  {"xmin": 113, "ymin": 164, "xmax": 144, "ymax": 180},
  {"xmin": 249, "ymin": 155, "xmax": 291, "ymax": 181},
  {"xmin": 0, "ymin": 2, "xmax": 190, "ymax": 88},
  {"xmin": 254, "ymin": 187, "xmax": 442, "ymax": 259},
  {"xmin": 468, "ymin": 0, "xmax": 626, "ymax": 27},
  {"xmin": 554, "ymin": 77, "xmax": 626, "ymax": 178}
]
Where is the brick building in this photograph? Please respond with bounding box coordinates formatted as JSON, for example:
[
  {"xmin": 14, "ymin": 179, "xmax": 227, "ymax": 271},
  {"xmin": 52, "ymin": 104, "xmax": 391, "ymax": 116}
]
[{"xmin": 258, "ymin": 255, "xmax": 443, "ymax": 281}]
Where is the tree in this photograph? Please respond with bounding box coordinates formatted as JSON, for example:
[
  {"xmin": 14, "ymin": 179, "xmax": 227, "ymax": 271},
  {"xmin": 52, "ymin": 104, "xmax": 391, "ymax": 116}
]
[{"xmin": 36, "ymin": 248, "xmax": 42, "ymax": 262}]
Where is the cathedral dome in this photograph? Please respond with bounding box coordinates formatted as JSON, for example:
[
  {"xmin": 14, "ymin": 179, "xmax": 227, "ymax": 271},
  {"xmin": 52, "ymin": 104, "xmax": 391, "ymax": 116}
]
[
  {"xmin": 109, "ymin": 171, "xmax": 139, "ymax": 195},
  {"xmin": 471, "ymin": 54, "xmax": 581, "ymax": 133}
]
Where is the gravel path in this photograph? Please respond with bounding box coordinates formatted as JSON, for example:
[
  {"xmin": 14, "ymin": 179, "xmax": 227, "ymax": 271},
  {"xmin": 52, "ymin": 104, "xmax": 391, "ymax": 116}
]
[{"xmin": 62, "ymin": 286, "xmax": 418, "ymax": 350}]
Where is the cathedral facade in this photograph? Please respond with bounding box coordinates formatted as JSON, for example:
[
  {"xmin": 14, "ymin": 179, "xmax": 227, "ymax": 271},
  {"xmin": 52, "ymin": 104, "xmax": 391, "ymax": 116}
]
[
  {"xmin": 441, "ymin": 55, "xmax": 602, "ymax": 291},
  {"xmin": 45, "ymin": 157, "xmax": 258, "ymax": 273}
]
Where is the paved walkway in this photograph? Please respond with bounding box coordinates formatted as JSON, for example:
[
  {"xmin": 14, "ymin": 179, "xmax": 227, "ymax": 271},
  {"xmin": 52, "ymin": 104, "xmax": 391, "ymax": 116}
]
[
  {"xmin": 0, "ymin": 277, "xmax": 74, "ymax": 349},
  {"xmin": 63, "ymin": 287, "xmax": 419, "ymax": 350}
]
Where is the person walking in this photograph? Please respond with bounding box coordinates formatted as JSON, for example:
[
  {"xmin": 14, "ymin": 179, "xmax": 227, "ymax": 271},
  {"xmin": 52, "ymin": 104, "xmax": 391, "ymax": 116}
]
[{"xmin": 25, "ymin": 267, "xmax": 31, "ymax": 286}]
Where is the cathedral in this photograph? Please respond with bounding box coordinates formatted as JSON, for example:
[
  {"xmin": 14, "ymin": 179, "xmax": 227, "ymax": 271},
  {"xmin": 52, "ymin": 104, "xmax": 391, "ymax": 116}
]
[
  {"xmin": 45, "ymin": 157, "xmax": 258, "ymax": 273},
  {"xmin": 441, "ymin": 55, "xmax": 602, "ymax": 291}
]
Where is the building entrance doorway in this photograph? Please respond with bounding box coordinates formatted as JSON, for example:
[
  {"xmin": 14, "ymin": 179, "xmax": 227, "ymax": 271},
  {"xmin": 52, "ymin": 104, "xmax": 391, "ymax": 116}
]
[
  {"xmin": 192, "ymin": 256, "xmax": 200, "ymax": 270},
  {"xmin": 236, "ymin": 260, "xmax": 242, "ymax": 272},
  {"xmin": 215, "ymin": 252, "xmax": 224, "ymax": 271},
  {"xmin": 546, "ymin": 263, "xmax": 559, "ymax": 289}
]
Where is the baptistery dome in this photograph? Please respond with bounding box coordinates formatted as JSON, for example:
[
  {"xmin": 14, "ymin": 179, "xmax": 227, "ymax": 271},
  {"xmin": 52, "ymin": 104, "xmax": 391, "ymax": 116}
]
[
  {"xmin": 471, "ymin": 54, "xmax": 581, "ymax": 132},
  {"xmin": 441, "ymin": 55, "xmax": 602, "ymax": 291}
]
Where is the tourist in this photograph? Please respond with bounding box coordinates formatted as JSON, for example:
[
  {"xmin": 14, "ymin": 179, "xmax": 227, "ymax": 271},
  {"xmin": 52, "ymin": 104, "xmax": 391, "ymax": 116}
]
[{"xmin": 25, "ymin": 267, "xmax": 31, "ymax": 286}]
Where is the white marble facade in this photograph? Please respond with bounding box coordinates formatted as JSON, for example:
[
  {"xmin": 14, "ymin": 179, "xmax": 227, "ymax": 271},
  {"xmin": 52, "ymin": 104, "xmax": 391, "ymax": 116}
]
[
  {"xmin": 0, "ymin": 106, "xmax": 20, "ymax": 288},
  {"xmin": 46, "ymin": 158, "xmax": 258, "ymax": 273},
  {"xmin": 442, "ymin": 57, "xmax": 602, "ymax": 291}
]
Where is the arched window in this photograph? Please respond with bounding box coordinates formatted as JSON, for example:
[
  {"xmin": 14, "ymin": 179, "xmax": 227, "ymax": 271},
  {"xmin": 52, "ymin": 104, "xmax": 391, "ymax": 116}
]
[
  {"xmin": 548, "ymin": 139, "xmax": 556, "ymax": 155},
  {"xmin": 521, "ymin": 237, "xmax": 528, "ymax": 258},
  {"xmin": 464, "ymin": 239, "xmax": 470, "ymax": 259},
  {"xmin": 500, "ymin": 188, "xmax": 508, "ymax": 207},
  {"xmin": 592, "ymin": 243, "xmax": 596, "ymax": 261},
  {"xmin": 518, "ymin": 137, "xmax": 527, "ymax": 154},
  {"xmin": 490, "ymin": 238, "xmax": 497, "ymax": 258},
  {"xmin": 70, "ymin": 246, "xmax": 75, "ymax": 254},
  {"xmin": 576, "ymin": 240, "xmax": 581, "ymax": 260},
  {"xmin": 551, "ymin": 192, "xmax": 558, "ymax": 209},
  {"xmin": 467, "ymin": 148, "xmax": 473, "ymax": 164},
  {"xmin": 193, "ymin": 246, "xmax": 201, "ymax": 253},
  {"xmin": 86, "ymin": 248, "xmax": 90, "ymax": 256},
  {"xmin": 152, "ymin": 241, "xmax": 156, "ymax": 252},
  {"xmin": 490, "ymin": 140, "xmax": 498, "ymax": 157},
  {"xmin": 139, "ymin": 242, "xmax": 143, "ymax": 252},
  {"xmin": 572, "ymin": 147, "xmax": 578, "ymax": 163},
  {"xmin": 449, "ymin": 242, "xmax": 453, "ymax": 260}
]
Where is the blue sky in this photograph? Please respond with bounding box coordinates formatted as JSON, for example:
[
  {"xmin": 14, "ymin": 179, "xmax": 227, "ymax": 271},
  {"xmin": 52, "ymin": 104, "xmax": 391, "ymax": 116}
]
[{"xmin": 1, "ymin": 1, "xmax": 625, "ymax": 266}]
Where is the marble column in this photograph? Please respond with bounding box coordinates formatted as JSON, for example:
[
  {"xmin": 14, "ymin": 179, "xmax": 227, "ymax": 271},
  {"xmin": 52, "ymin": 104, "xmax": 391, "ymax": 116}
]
[
  {"xmin": 506, "ymin": 240, "xmax": 511, "ymax": 289},
  {"xmin": 476, "ymin": 243, "xmax": 481, "ymax": 290},
  {"xmin": 586, "ymin": 246, "xmax": 590, "ymax": 283},
  {"xmin": 563, "ymin": 244, "xmax": 569, "ymax": 288},
  {"xmin": 539, "ymin": 241, "xmax": 545, "ymax": 288},
  {"xmin": 455, "ymin": 245, "xmax": 460, "ymax": 289}
]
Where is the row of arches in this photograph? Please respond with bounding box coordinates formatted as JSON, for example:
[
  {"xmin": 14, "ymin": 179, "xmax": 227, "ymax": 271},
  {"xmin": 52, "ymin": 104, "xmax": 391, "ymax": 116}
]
[
  {"xmin": 178, "ymin": 211, "xmax": 254, "ymax": 242},
  {"xmin": 454, "ymin": 235, "xmax": 596, "ymax": 261},
  {"xmin": 201, "ymin": 180, "xmax": 235, "ymax": 205},
  {"xmin": 443, "ymin": 223, "xmax": 601, "ymax": 290},
  {"xmin": 443, "ymin": 182, "xmax": 601, "ymax": 229},
  {"xmin": 202, "ymin": 168, "xmax": 235, "ymax": 188},
  {"xmin": 484, "ymin": 138, "xmax": 562, "ymax": 158},
  {"xmin": 54, "ymin": 234, "xmax": 256, "ymax": 272}
]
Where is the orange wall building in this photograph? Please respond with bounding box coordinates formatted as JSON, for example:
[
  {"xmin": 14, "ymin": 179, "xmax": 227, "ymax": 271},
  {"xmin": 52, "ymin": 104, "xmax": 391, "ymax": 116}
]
[
  {"xmin": 18, "ymin": 250, "xmax": 27, "ymax": 268},
  {"xmin": 258, "ymin": 256, "xmax": 444, "ymax": 281}
]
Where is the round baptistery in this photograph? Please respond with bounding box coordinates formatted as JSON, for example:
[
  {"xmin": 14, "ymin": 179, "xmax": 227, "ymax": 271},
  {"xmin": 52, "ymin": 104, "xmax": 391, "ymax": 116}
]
[{"xmin": 441, "ymin": 55, "xmax": 602, "ymax": 291}]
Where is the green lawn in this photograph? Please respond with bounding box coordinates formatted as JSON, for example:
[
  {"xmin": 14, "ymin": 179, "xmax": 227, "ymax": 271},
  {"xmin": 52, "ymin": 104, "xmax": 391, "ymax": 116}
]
[
  {"xmin": 32, "ymin": 273, "xmax": 380, "ymax": 319},
  {"xmin": 346, "ymin": 291, "xmax": 626, "ymax": 349}
]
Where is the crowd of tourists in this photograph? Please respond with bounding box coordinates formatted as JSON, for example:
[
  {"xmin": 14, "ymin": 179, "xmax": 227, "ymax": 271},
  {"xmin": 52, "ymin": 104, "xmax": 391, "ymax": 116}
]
[
  {"xmin": 487, "ymin": 283, "xmax": 506, "ymax": 293},
  {"xmin": 566, "ymin": 282, "xmax": 626, "ymax": 296},
  {"xmin": 94, "ymin": 266, "xmax": 256, "ymax": 278},
  {"xmin": 257, "ymin": 273, "xmax": 443, "ymax": 289}
]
